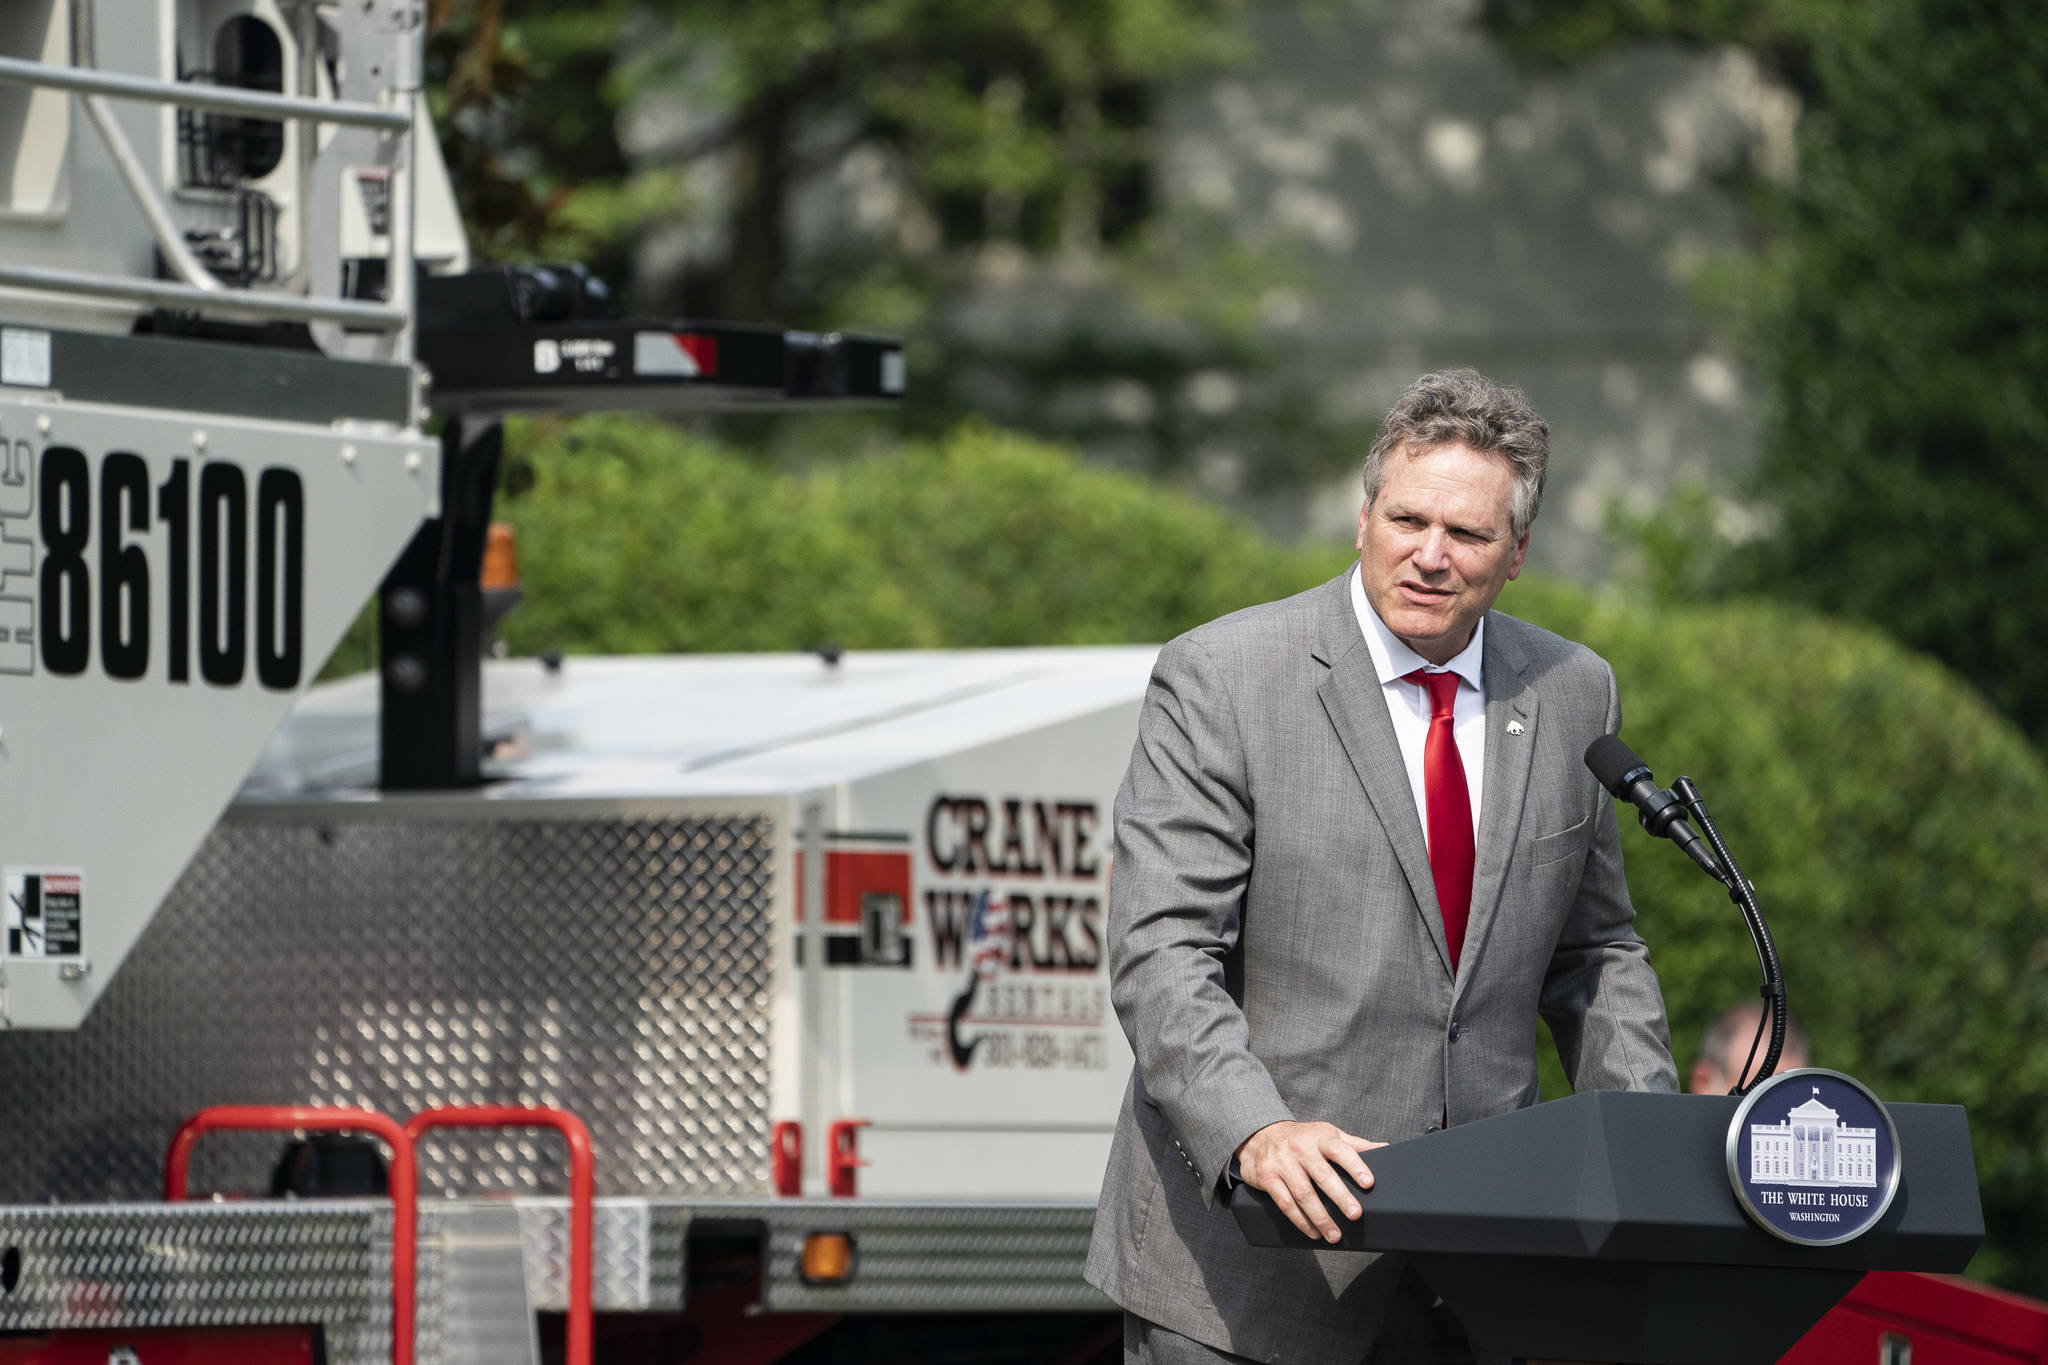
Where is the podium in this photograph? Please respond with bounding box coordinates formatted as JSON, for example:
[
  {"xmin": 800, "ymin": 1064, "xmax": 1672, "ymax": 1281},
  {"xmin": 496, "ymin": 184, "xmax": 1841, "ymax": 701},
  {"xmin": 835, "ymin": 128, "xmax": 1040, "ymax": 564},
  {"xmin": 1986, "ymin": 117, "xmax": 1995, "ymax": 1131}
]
[{"xmin": 1231, "ymin": 1091, "xmax": 1982, "ymax": 1364}]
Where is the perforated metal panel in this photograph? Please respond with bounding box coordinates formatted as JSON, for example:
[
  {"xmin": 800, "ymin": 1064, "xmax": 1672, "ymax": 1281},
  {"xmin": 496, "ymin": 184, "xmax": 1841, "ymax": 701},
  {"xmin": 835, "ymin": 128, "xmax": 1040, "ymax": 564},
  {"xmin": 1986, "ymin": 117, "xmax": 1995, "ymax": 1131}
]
[{"xmin": 0, "ymin": 811, "xmax": 777, "ymax": 1204}]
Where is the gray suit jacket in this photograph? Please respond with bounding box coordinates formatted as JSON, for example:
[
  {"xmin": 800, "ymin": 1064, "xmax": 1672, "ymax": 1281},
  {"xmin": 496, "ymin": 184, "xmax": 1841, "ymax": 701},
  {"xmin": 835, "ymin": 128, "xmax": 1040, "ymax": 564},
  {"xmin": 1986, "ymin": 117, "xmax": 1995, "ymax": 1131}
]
[{"xmin": 1084, "ymin": 571, "xmax": 1676, "ymax": 1363}]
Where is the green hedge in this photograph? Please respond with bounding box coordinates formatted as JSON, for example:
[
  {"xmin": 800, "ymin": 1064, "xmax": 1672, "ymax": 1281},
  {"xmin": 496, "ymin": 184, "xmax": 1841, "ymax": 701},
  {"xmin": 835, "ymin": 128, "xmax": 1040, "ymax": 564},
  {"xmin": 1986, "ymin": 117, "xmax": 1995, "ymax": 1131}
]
[
  {"xmin": 1504, "ymin": 577, "xmax": 2048, "ymax": 1290},
  {"xmin": 490, "ymin": 417, "xmax": 2048, "ymax": 1292},
  {"xmin": 497, "ymin": 415, "xmax": 1350, "ymax": 655}
]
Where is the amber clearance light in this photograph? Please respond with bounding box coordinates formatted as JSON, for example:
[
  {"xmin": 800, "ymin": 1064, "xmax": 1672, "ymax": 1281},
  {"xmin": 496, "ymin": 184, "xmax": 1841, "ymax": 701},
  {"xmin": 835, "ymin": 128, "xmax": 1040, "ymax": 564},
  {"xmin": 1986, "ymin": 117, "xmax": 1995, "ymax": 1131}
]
[
  {"xmin": 799, "ymin": 1230, "xmax": 856, "ymax": 1286},
  {"xmin": 480, "ymin": 521, "xmax": 520, "ymax": 592}
]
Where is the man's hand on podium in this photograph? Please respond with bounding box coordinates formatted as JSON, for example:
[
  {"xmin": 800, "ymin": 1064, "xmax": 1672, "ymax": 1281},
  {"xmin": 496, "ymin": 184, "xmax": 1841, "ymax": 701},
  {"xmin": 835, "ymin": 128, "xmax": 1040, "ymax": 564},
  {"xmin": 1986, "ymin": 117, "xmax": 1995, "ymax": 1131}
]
[{"xmin": 1236, "ymin": 1120, "xmax": 1386, "ymax": 1243}]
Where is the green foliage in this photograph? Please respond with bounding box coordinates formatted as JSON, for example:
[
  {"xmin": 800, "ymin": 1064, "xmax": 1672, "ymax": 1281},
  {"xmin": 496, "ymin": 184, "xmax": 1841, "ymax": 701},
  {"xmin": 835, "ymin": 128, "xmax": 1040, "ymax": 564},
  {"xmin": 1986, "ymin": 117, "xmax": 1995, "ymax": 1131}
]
[
  {"xmin": 424, "ymin": 0, "xmax": 1372, "ymax": 492},
  {"xmin": 1478, "ymin": 0, "xmax": 1860, "ymax": 97},
  {"xmin": 1487, "ymin": 0, "xmax": 2048, "ymax": 748},
  {"xmin": 1600, "ymin": 482, "xmax": 1731, "ymax": 609},
  {"xmin": 1500, "ymin": 574, "xmax": 2048, "ymax": 1292},
  {"xmin": 1725, "ymin": 0, "xmax": 2048, "ymax": 746},
  {"xmin": 494, "ymin": 416, "xmax": 1351, "ymax": 656},
  {"xmin": 322, "ymin": 599, "xmax": 379, "ymax": 682},
  {"xmin": 433, "ymin": 0, "xmax": 1251, "ymax": 275}
]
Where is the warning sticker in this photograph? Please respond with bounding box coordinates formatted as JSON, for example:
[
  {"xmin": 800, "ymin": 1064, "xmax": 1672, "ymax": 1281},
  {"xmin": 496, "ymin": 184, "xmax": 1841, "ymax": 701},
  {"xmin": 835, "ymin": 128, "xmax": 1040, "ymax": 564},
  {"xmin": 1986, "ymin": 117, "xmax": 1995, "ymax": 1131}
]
[
  {"xmin": 4, "ymin": 868, "xmax": 83, "ymax": 960},
  {"xmin": 633, "ymin": 331, "xmax": 718, "ymax": 378},
  {"xmin": 1, "ymin": 328, "xmax": 51, "ymax": 388}
]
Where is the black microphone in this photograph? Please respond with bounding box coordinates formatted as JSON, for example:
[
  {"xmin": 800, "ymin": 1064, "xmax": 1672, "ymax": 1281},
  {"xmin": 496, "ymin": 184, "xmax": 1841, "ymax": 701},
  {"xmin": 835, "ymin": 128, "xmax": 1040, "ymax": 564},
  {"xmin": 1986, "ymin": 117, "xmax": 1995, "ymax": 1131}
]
[{"xmin": 1583, "ymin": 735, "xmax": 1726, "ymax": 882}]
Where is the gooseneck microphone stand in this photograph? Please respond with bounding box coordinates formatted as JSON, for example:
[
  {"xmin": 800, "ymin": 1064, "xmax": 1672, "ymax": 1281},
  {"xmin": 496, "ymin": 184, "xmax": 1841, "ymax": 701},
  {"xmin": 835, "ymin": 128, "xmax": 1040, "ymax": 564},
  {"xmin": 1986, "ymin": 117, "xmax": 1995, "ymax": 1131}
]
[{"xmin": 1670, "ymin": 775, "xmax": 1787, "ymax": 1095}]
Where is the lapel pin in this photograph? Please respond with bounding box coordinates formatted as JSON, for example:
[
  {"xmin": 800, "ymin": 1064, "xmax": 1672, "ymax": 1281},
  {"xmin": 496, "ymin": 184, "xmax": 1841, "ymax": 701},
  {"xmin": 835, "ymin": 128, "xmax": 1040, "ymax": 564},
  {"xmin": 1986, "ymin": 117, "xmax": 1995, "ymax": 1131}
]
[{"xmin": 1505, "ymin": 720, "xmax": 1526, "ymax": 736}]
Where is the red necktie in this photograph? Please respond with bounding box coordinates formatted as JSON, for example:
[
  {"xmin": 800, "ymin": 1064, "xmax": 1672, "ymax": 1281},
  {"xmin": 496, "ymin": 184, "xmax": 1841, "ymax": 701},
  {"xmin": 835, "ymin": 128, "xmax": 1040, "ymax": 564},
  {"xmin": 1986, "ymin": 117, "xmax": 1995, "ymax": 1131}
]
[{"xmin": 1405, "ymin": 669, "xmax": 1474, "ymax": 971}]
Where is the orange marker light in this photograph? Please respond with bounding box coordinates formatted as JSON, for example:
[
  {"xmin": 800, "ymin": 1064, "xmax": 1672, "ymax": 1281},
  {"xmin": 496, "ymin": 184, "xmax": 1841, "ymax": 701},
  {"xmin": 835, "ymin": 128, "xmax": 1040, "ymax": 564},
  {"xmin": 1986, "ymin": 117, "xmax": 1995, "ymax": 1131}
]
[
  {"xmin": 480, "ymin": 521, "xmax": 519, "ymax": 592},
  {"xmin": 799, "ymin": 1231, "xmax": 856, "ymax": 1285}
]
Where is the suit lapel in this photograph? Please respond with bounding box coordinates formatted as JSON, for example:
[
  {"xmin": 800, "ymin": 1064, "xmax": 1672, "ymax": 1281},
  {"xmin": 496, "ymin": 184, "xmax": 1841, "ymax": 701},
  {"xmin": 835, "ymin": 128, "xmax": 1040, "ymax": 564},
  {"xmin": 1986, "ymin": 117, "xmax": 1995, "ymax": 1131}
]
[
  {"xmin": 1312, "ymin": 575, "xmax": 1451, "ymax": 979},
  {"xmin": 1457, "ymin": 617, "xmax": 1535, "ymax": 998}
]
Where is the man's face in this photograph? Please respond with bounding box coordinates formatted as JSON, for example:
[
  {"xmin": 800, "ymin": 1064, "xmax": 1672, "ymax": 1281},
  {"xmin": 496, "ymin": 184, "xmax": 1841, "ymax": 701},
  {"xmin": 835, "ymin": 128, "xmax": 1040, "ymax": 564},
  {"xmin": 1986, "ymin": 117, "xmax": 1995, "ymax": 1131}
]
[{"xmin": 1357, "ymin": 442, "xmax": 1529, "ymax": 665}]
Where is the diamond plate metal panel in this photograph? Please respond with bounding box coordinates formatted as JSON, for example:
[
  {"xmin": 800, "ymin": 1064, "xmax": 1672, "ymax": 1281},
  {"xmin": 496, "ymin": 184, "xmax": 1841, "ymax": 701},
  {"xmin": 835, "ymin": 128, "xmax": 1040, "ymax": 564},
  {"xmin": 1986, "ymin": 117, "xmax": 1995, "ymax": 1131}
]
[
  {"xmin": 755, "ymin": 1203, "xmax": 1113, "ymax": 1313},
  {"xmin": 513, "ymin": 1197, "xmax": 687, "ymax": 1312},
  {"xmin": 0, "ymin": 814, "xmax": 776, "ymax": 1204},
  {"xmin": 0, "ymin": 1202, "xmax": 403, "ymax": 1365}
]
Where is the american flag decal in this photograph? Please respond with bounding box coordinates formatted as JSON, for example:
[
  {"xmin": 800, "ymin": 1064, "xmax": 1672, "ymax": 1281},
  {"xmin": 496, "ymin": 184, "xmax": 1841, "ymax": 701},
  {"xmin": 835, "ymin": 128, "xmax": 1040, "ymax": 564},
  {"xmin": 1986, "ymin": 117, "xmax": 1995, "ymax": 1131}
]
[{"xmin": 968, "ymin": 890, "xmax": 1011, "ymax": 979}]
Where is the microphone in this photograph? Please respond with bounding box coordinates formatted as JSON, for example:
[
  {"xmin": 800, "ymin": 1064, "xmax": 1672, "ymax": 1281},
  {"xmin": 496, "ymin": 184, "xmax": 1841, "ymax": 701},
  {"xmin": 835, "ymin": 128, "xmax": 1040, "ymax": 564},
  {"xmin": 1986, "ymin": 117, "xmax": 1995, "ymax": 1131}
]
[{"xmin": 1583, "ymin": 735, "xmax": 1726, "ymax": 882}]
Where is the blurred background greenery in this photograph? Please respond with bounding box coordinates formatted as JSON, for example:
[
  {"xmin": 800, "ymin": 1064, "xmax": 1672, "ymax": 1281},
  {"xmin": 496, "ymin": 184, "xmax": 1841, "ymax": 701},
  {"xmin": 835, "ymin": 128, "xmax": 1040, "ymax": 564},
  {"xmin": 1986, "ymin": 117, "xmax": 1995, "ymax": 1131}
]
[{"xmin": 366, "ymin": 0, "xmax": 2047, "ymax": 1293}]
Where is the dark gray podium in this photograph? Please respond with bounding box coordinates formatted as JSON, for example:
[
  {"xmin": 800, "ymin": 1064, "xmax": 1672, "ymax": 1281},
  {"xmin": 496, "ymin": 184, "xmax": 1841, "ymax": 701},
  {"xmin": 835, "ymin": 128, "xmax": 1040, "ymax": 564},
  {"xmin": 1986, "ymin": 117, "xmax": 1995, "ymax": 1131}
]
[{"xmin": 1231, "ymin": 1091, "xmax": 1982, "ymax": 1364}]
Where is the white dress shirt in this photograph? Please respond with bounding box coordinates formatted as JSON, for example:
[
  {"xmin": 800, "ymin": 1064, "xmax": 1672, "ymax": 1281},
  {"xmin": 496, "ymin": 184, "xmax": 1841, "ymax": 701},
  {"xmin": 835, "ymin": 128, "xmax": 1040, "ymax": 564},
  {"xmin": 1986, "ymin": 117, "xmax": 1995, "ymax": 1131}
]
[{"xmin": 1350, "ymin": 564, "xmax": 1486, "ymax": 847}]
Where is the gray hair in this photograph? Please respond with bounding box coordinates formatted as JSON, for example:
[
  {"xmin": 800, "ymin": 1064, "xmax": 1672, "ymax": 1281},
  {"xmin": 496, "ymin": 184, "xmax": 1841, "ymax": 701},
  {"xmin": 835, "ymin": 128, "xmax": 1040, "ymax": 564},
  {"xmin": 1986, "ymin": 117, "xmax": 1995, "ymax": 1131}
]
[{"xmin": 1363, "ymin": 369, "xmax": 1550, "ymax": 540}]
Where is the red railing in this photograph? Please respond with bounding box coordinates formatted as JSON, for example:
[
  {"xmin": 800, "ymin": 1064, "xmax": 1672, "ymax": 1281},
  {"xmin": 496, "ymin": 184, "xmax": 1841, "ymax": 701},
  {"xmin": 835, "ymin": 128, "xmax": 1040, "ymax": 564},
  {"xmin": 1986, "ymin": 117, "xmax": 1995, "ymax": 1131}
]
[
  {"xmin": 771, "ymin": 1120, "xmax": 803, "ymax": 1196},
  {"xmin": 826, "ymin": 1118, "xmax": 869, "ymax": 1198},
  {"xmin": 163, "ymin": 1106, "xmax": 416, "ymax": 1365},
  {"xmin": 406, "ymin": 1105, "xmax": 595, "ymax": 1365}
]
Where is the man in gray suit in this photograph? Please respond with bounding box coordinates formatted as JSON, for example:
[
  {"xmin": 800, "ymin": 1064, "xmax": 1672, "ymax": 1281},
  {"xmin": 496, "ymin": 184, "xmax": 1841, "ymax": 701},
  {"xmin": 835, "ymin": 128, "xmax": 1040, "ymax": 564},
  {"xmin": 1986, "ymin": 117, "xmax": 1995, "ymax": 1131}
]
[{"xmin": 1085, "ymin": 369, "xmax": 1677, "ymax": 1363}]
